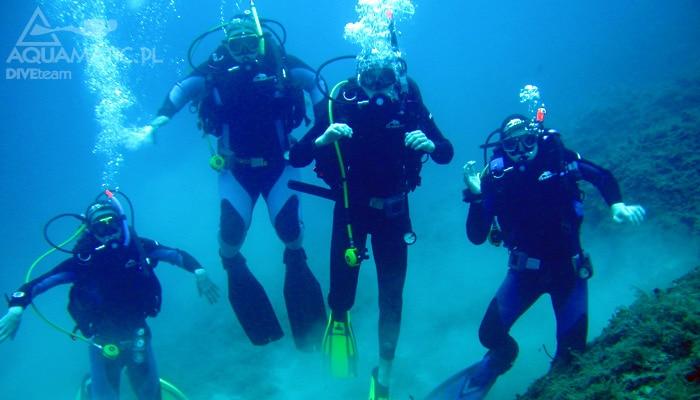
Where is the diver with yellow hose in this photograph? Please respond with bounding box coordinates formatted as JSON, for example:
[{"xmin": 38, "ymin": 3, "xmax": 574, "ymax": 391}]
[
  {"xmin": 0, "ymin": 190, "xmax": 219, "ymax": 400},
  {"xmin": 289, "ymin": 3, "xmax": 453, "ymax": 398}
]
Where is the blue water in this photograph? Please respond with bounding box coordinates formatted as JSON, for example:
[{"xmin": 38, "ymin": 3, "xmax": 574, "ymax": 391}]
[{"xmin": 1, "ymin": 1, "xmax": 699, "ymax": 399}]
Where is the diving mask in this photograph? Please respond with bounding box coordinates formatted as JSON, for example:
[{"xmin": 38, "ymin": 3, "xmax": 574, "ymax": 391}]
[
  {"xmin": 501, "ymin": 130, "xmax": 538, "ymax": 153},
  {"xmin": 227, "ymin": 34, "xmax": 261, "ymax": 56},
  {"xmin": 359, "ymin": 67, "xmax": 397, "ymax": 91}
]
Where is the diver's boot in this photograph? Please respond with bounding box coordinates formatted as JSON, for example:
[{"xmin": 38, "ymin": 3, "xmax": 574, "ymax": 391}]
[
  {"xmin": 223, "ymin": 252, "xmax": 284, "ymax": 345},
  {"xmin": 369, "ymin": 367, "xmax": 390, "ymax": 400},
  {"xmin": 322, "ymin": 311, "xmax": 358, "ymax": 378},
  {"xmin": 283, "ymin": 248, "xmax": 327, "ymax": 352}
]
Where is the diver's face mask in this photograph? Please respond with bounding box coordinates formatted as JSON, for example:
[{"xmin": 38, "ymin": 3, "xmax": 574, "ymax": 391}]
[
  {"xmin": 358, "ymin": 67, "xmax": 400, "ymax": 109},
  {"xmin": 89, "ymin": 215, "xmax": 124, "ymax": 246},
  {"xmin": 226, "ymin": 34, "xmax": 261, "ymax": 62},
  {"xmin": 501, "ymin": 127, "xmax": 539, "ymax": 163},
  {"xmin": 359, "ymin": 67, "xmax": 398, "ymax": 92}
]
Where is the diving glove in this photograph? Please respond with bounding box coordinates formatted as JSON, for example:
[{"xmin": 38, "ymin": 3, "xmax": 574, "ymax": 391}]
[
  {"xmin": 611, "ymin": 202, "xmax": 646, "ymax": 225},
  {"xmin": 0, "ymin": 306, "xmax": 23, "ymax": 342},
  {"xmin": 194, "ymin": 268, "xmax": 221, "ymax": 304},
  {"xmin": 463, "ymin": 161, "xmax": 482, "ymax": 195}
]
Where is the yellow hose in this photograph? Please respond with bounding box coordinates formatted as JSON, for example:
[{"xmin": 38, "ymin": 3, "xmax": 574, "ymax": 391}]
[{"xmin": 25, "ymin": 225, "xmax": 93, "ymax": 344}]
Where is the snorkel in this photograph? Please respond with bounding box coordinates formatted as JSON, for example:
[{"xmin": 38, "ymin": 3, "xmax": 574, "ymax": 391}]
[
  {"xmin": 101, "ymin": 189, "xmax": 131, "ymax": 248},
  {"xmin": 249, "ymin": 0, "xmax": 266, "ymax": 56}
]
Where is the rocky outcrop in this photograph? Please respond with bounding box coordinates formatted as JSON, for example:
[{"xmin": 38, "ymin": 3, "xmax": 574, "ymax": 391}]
[{"xmin": 518, "ymin": 267, "xmax": 700, "ymax": 400}]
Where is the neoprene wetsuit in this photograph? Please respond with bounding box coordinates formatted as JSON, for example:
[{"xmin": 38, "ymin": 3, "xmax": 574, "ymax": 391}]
[
  {"xmin": 290, "ymin": 78, "xmax": 453, "ymax": 361},
  {"xmin": 9, "ymin": 234, "xmax": 201, "ymax": 400},
  {"xmin": 464, "ymin": 131, "xmax": 623, "ymax": 389},
  {"xmin": 156, "ymin": 43, "xmax": 326, "ymax": 350}
]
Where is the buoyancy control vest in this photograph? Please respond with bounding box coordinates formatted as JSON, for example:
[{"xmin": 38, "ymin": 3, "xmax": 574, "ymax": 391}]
[
  {"xmin": 314, "ymin": 79, "xmax": 425, "ymax": 196},
  {"xmin": 68, "ymin": 233, "xmax": 162, "ymax": 337},
  {"xmin": 196, "ymin": 36, "xmax": 307, "ymax": 149}
]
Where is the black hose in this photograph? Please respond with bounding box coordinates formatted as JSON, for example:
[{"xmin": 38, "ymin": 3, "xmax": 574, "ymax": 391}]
[
  {"xmin": 315, "ymin": 55, "xmax": 357, "ymax": 103},
  {"xmin": 43, "ymin": 213, "xmax": 85, "ymax": 254},
  {"xmin": 479, "ymin": 128, "xmax": 502, "ymax": 166}
]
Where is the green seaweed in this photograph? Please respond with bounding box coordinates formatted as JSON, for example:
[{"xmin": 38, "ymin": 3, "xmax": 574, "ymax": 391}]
[{"xmin": 517, "ymin": 267, "xmax": 700, "ymax": 400}]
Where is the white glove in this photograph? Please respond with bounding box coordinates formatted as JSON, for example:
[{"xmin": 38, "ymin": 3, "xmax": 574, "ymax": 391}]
[
  {"xmin": 0, "ymin": 307, "xmax": 23, "ymax": 343},
  {"xmin": 315, "ymin": 123, "xmax": 353, "ymax": 147},
  {"xmin": 404, "ymin": 130, "xmax": 435, "ymax": 153},
  {"xmin": 124, "ymin": 125, "xmax": 155, "ymax": 151},
  {"xmin": 611, "ymin": 202, "xmax": 646, "ymax": 225},
  {"xmin": 463, "ymin": 161, "xmax": 482, "ymax": 194},
  {"xmin": 194, "ymin": 269, "xmax": 220, "ymax": 304}
]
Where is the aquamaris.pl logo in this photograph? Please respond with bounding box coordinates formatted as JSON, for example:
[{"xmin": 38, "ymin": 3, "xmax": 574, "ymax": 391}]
[{"xmin": 6, "ymin": 6, "xmax": 163, "ymax": 81}]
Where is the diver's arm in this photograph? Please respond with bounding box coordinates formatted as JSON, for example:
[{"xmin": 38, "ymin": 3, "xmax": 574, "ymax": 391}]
[
  {"xmin": 7, "ymin": 259, "xmax": 78, "ymax": 309},
  {"xmin": 152, "ymin": 75, "xmax": 208, "ymax": 129},
  {"xmin": 576, "ymin": 158, "xmax": 622, "ymax": 206},
  {"xmin": 142, "ymin": 238, "xmax": 220, "ymax": 304},
  {"xmin": 289, "ymin": 123, "xmax": 323, "ymax": 167},
  {"xmin": 125, "ymin": 74, "xmax": 207, "ymax": 150},
  {"xmin": 409, "ymin": 79, "xmax": 453, "ymax": 164},
  {"xmin": 577, "ymin": 156, "xmax": 646, "ymax": 224},
  {"xmin": 465, "ymin": 172, "xmax": 492, "ymax": 245},
  {"xmin": 0, "ymin": 259, "xmax": 76, "ymax": 343},
  {"xmin": 289, "ymin": 99, "xmax": 336, "ymax": 167},
  {"xmin": 466, "ymin": 201, "xmax": 492, "ymax": 245},
  {"xmin": 142, "ymin": 238, "xmax": 201, "ymax": 273},
  {"xmin": 287, "ymin": 56, "xmax": 326, "ymax": 117}
]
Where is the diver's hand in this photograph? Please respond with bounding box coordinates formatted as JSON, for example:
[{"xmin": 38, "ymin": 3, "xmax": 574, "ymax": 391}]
[
  {"xmin": 611, "ymin": 203, "xmax": 646, "ymax": 225},
  {"xmin": 463, "ymin": 161, "xmax": 482, "ymax": 194},
  {"xmin": 124, "ymin": 125, "xmax": 155, "ymax": 151},
  {"xmin": 405, "ymin": 130, "xmax": 435, "ymax": 153},
  {"xmin": 194, "ymin": 269, "xmax": 220, "ymax": 304},
  {"xmin": 0, "ymin": 307, "xmax": 23, "ymax": 343},
  {"xmin": 315, "ymin": 123, "xmax": 353, "ymax": 147}
]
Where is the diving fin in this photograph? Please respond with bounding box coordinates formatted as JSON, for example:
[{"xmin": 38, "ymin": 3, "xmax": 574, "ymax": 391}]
[
  {"xmin": 322, "ymin": 311, "xmax": 358, "ymax": 378},
  {"xmin": 424, "ymin": 361, "xmax": 496, "ymax": 400},
  {"xmin": 369, "ymin": 367, "xmax": 390, "ymax": 400}
]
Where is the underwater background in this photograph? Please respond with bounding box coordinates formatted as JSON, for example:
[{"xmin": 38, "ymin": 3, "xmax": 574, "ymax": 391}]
[{"xmin": 1, "ymin": 0, "xmax": 699, "ymax": 399}]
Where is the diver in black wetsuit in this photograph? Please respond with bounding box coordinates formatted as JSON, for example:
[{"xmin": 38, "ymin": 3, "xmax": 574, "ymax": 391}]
[
  {"xmin": 128, "ymin": 12, "xmax": 327, "ymax": 350},
  {"xmin": 0, "ymin": 193, "xmax": 219, "ymax": 400},
  {"xmin": 290, "ymin": 60, "xmax": 453, "ymax": 397},
  {"xmin": 426, "ymin": 115, "xmax": 645, "ymax": 400}
]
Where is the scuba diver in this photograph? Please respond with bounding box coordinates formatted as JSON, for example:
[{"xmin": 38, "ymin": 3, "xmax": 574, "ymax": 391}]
[
  {"xmin": 426, "ymin": 105, "xmax": 645, "ymax": 399},
  {"xmin": 127, "ymin": 4, "xmax": 327, "ymax": 351},
  {"xmin": 0, "ymin": 190, "xmax": 219, "ymax": 400},
  {"xmin": 289, "ymin": 45, "xmax": 453, "ymax": 400}
]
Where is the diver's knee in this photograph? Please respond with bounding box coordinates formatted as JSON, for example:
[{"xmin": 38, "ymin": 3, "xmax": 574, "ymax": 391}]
[
  {"xmin": 220, "ymin": 200, "xmax": 247, "ymax": 258},
  {"xmin": 274, "ymin": 196, "xmax": 302, "ymax": 245},
  {"xmin": 479, "ymin": 299, "xmax": 509, "ymax": 350}
]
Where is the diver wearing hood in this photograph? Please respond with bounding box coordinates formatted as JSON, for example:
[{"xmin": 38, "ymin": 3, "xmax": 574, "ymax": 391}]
[
  {"xmin": 129, "ymin": 11, "xmax": 327, "ymax": 351},
  {"xmin": 289, "ymin": 59, "xmax": 453, "ymax": 396},
  {"xmin": 426, "ymin": 115, "xmax": 645, "ymax": 400},
  {"xmin": 0, "ymin": 194, "xmax": 219, "ymax": 400}
]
